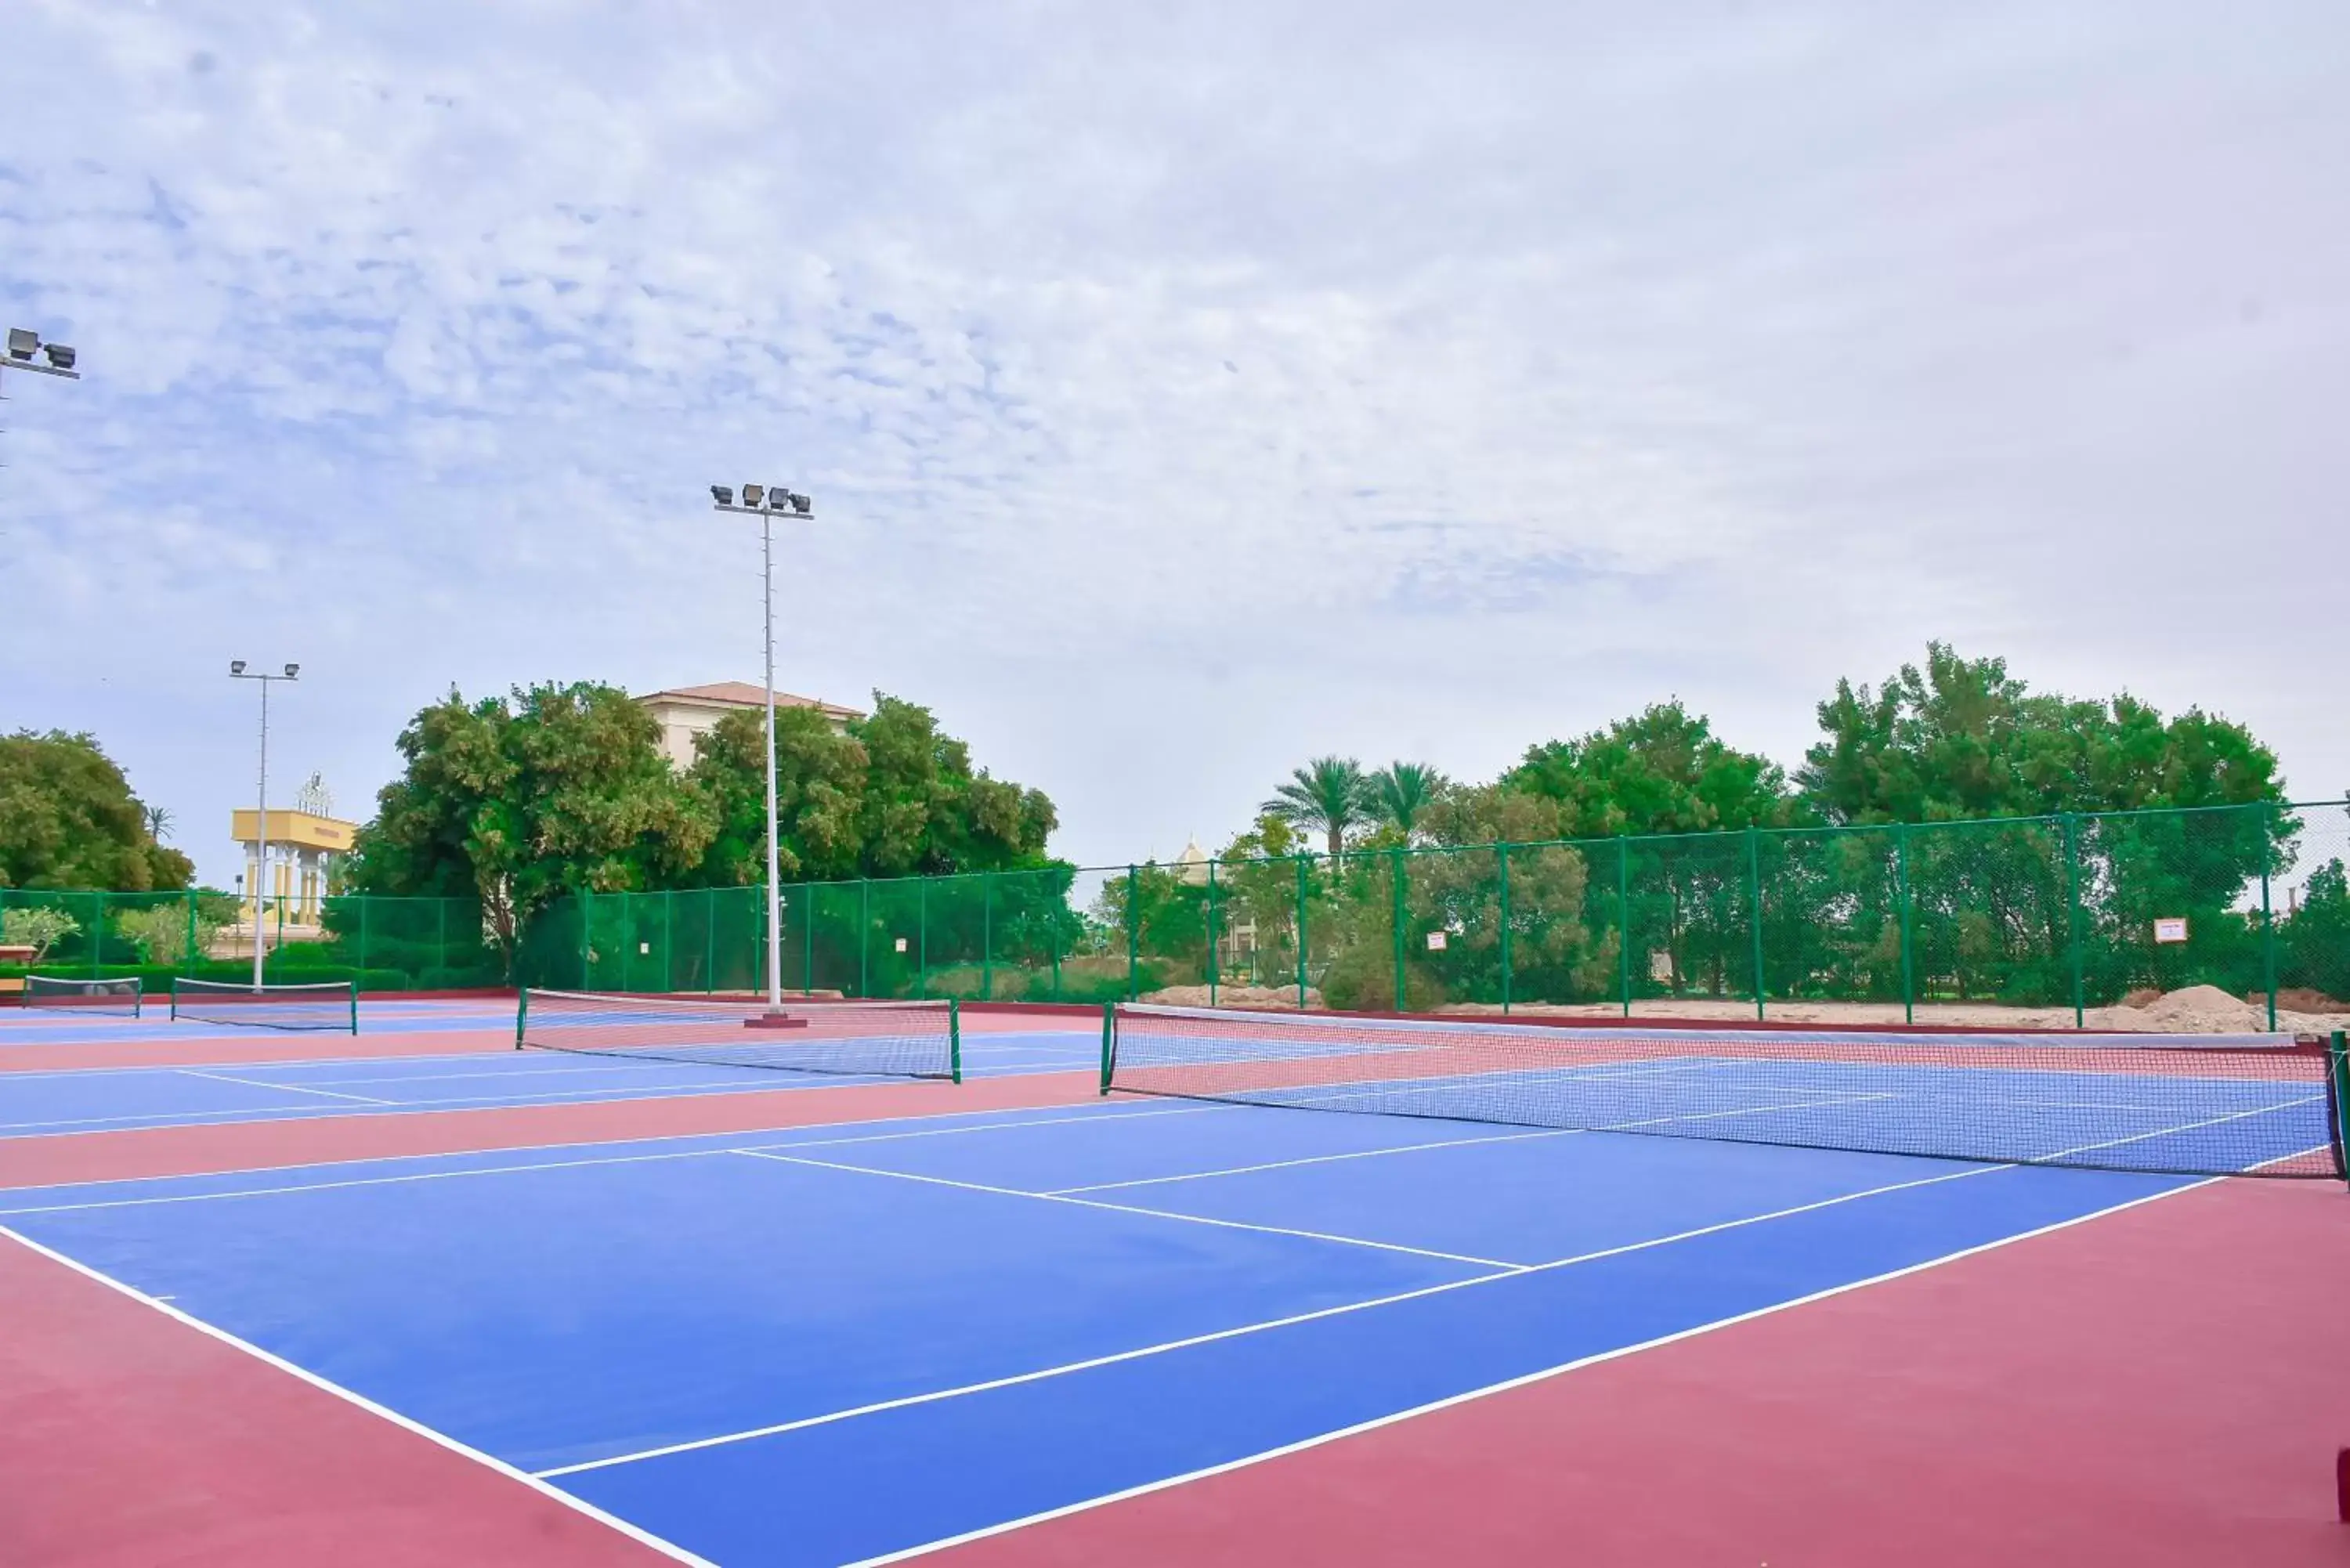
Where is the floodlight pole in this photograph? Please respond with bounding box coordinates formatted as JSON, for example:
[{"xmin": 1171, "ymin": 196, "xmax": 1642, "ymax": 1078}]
[
  {"xmin": 230, "ymin": 663, "xmax": 298, "ymax": 990},
  {"xmin": 710, "ymin": 486, "xmax": 816, "ymax": 1011}
]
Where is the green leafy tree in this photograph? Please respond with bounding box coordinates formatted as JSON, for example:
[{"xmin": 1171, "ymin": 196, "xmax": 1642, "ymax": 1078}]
[
  {"xmin": 2280, "ymin": 858, "xmax": 2350, "ymax": 1002},
  {"xmin": 1264, "ymin": 757, "xmax": 1374, "ymax": 858},
  {"xmin": 1366, "ymin": 762, "xmax": 1448, "ymax": 842},
  {"xmin": 344, "ymin": 683, "xmax": 716, "ymax": 958},
  {"xmin": 1, "ymin": 907, "xmax": 80, "ymax": 961},
  {"xmin": 0, "ymin": 732, "xmax": 193, "ymax": 891},
  {"xmin": 685, "ymin": 706, "xmax": 866, "ymax": 884}
]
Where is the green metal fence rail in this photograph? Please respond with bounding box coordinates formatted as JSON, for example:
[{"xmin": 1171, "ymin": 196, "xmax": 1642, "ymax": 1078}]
[{"xmin": 10, "ymin": 799, "xmax": 2349, "ymax": 1022}]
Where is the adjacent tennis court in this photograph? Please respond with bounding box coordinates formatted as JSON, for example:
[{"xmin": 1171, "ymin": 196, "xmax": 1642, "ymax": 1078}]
[{"xmin": 2, "ymin": 995, "xmax": 2342, "ymax": 1566}]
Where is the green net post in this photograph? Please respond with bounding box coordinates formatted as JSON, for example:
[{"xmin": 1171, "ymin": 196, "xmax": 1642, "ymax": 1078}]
[
  {"xmin": 1498, "ymin": 842, "xmax": 1513, "ymax": 1017},
  {"xmin": 2330, "ymin": 1031, "xmax": 2348, "ymax": 1186},
  {"xmin": 515, "ymin": 985, "xmax": 529, "ymax": 1050},
  {"xmin": 1126, "ymin": 865, "xmax": 1140, "ymax": 1002},
  {"xmin": 1390, "ymin": 847, "xmax": 1406, "ymax": 1013},
  {"xmin": 801, "ymin": 883, "xmax": 814, "ymax": 998},
  {"xmin": 662, "ymin": 892, "xmax": 675, "ymax": 994},
  {"xmin": 437, "ymin": 899, "xmax": 450, "ymax": 988},
  {"xmin": 2062, "ymin": 813, "xmax": 2085, "ymax": 1028},
  {"xmin": 706, "ymin": 889, "xmax": 717, "ymax": 995},
  {"xmin": 859, "ymin": 880, "xmax": 871, "ymax": 1000},
  {"xmin": 917, "ymin": 879, "xmax": 929, "ymax": 999},
  {"xmin": 2260, "ymin": 804, "xmax": 2277, "ymax": 1032},
  {"xmin": 346, "ymin": 977, "xmax": 360, "ymax": 1035},
  {"xmin": 1618, "ymin": 836, "xmax": 1632, "ymax": 1017},
  {"xmin": 619, "ymin": 892, "xmax": 634, "ymax": 993},
  {"xmin": 981, "ymin": 873, "xmax": 993, "ymax": 1001},
  {"xmin": 1745, "ymin": 826, "xmax": 1766, "ymax": 1021},
  {"xmin": 1099, "ymin": 1002, "xmax": 1115, "ymax": 1094},
  {"xmin": 579, "ymin": 890, "xmax": 592, "ymax": 988},
  {"xmin": 1294, "ymin": 854, "xmax": 1310, "ymax": 1009},
  {"xmin": 1206, "ymin": 860, "xmax": 1220, "ymax": 1010},
  {"xmin": 1894, "ymin": 821, "xmax": 1914, "ymax": 1027},
  {"xmin": 948, "ymin": 998, "xmax": 962, "ymax": 1085},
  {"xmin": 90, "ymin": 891, "xmax": 103, "ymax": 977}
]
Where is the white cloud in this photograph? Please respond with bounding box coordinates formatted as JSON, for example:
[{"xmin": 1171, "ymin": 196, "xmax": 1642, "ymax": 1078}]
[{"xmin": 5, "ymin": 0, "xmax": 2346, "ymax": 887}]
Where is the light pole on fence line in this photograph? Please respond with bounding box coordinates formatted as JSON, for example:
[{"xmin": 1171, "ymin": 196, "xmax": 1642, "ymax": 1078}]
[
  {"xmin": 709, "ymin": 482, "xmax": 814, "ymax": 1013},
  {"xmin": 229, "ymin": 661, "xmax": 299, "ymax": 991}
]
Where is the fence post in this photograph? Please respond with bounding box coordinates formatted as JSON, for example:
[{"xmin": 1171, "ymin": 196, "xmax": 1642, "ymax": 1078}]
[
  {"xmin": 1126, "ymin": 865, "xmax": 1140, "ymax": 1001},
  {"xmin": 580, "ymin": 890, "xmax": 591, "ymax": 988},
  {"xmin": 620, "ymin": 892, "xmax": 632, "ymax": 993},
  {"xmin": 2063, "ymin": 813, "xmax": 2084, "ymax": 1029},
  {"xmin": 1894, "ymin": 822, "xmax": 1914, "ymax": 1027},
  {"xmin": 1617, "ymin": 836, "xmax": 1632, "ymax": 1018},
  {"xmin": 186, "ymin": 890, "xmax": 198, "ymax": 978},
  {"xmin": 274, "ymin": 891, "xmax": 285, "ymax": 981},
  {"xmin": 1498, "ymin": 843, "xmax": 1513, "ymax": 1016},
  {"xmin": 2261, "ymin": 803, "xmax": 2277, "ymax": 1032},
  {"xmin": 438, "ymin": 899, "xmax": 450, "ymax": 990},
  {"xmin": 1206, "ymin": 859, "xmax": 1220, "ymax": 1009},
  {"xmin": 1390, "ymin": 847, "xmax": 1407, "ymax": 1013},
  {"xmin": 859, "ymin": 879, "xmax": 870, "ymax": 999},
  {"xmin": 918, "ymin": 879, "xmax": 929, "ymax": 999},
  {"xmin": 1746, "ymin": 826, "xmax": 1766, "ymax": 1022},
  {"xmin": 801, "ymin": 883, "xmax": 814, "ymax": 998},
  {"xmin": 982, "ymin": 873, "xmax": 993, "ymax": 1001},
  {"xmin": 92, "ymin": 891, "xmax": 105, "ymax": 977},
  {"xmin": 705, "ymin": 889, "xmax": 716, "ymax": 994},
  {"xmin": 661, "ymin": 891, "xmax": 674, "ymax": 994},
  {"xmin": 1295, "ymin": 854, "xmax": 1310, "ymax": 1009}
]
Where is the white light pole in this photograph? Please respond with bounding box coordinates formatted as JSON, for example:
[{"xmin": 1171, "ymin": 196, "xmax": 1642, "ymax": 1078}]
[
  {"xmin": 709, "ymin": 482, "xmax": 814, "ymax": 1013},
  {"xmin": 229, "ymin": 661, "xmax": 299, "ymax": 989}
]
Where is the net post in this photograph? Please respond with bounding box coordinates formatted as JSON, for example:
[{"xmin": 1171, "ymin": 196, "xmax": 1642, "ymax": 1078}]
[
  {"xmin": 662, "ymin": 891, "xmax": 674, "ymax": 995},
  {"xmin": 170, "ymin": 975, "xmax": 181, "ymax": 1022},
  {"xmin": 1746, "ymin": 826, "xmax": 1766, "ymax": 1022},
  {"xmin": 1295, "ymin": 853, "xmax": 1309, "ymax": 1010},
  {"xmin": 801, "ymin": 882, "xmax": 813, "ymax": 997},
  {"xmin": 918, "ymin": 878, "xmax": 929, "ymax": 999},
  {"xmin": 515, "ymin": 986, "xmax": 529, "ymax": 1050},
  {"xmin": 1894, "ymin": 822, "xmax": 1914, "ymax": 1028},
  {"xmin": 1099, "ymin": 1002, "xmax": 1115, "ymax": 1095},
  {"xmin": 982, "ymin": 872, "xmax": 993, "ymax": 1001},
  {"xmin": 346, "ymin": 977, "xmax": 359, "ymax": 1035},
  {"xmin": 949, "ymin": 998, "xmax": 962, "ymax": 1084},
  {"xmin": 2063, "ymin": 812, "xmax": 2085, "ymax": 1028},
  {"xmin": 2328, "ymin": 1031, "xmax": 2348, "ymax": 1187},
  {"xmin": 1498, "ymin": 843, "xmax": 1513, "ymax": 1017},
  {"xmin": 1206, "ymin": 859, "xmax": 1219, "ymax": 1010},
  {"xmin": 859, "ymin": 880, "xmax": 870, "ymax": 1000},
  {"xmin": 580, "ymin": 889, "xmax": 591, "ymax": 988},
  {"xmin": 1125, "ymin": 865, "xmax": 1139, "ymax": 1002}
]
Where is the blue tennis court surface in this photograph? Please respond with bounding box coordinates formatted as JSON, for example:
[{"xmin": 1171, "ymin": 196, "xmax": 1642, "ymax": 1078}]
[
  {"xmin": 0, "ymin": 1083, "xmax": 2202, "ymax": 1567},
  {"xmin": 0, "ymin": 1031, "xmax": 1098, "ymax": 1139}
]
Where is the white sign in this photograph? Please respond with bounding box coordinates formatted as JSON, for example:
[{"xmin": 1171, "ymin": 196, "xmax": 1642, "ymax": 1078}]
[
  {"xmin": 895, "ymin": 938, "xmax": 909, "ymax": 953},
  {"xmin": 2153, "ymin": 917, "xmax": 2190, "ymax": 945},
  {"xmin": 1649, "ymin": 950, "xmax": 1674, "ymax": 982},
  {"xmin": 1425, "ymin": 930, "xmax": 1448, "ymax": 951},
  {"xmin": 638, "ymin": 941, "xmax": 650, "ymax": 956}
]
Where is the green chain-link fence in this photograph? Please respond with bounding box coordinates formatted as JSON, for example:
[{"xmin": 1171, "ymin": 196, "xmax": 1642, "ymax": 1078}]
[{"xmin": 12, "ymin": 800, "xmax": 2348, "ymax": 1019}]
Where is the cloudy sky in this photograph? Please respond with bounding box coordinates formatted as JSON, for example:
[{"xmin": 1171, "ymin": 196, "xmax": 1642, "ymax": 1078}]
[{"xmin": 6, "ymin": 2, "xmax": 2346, "ymax": 888}]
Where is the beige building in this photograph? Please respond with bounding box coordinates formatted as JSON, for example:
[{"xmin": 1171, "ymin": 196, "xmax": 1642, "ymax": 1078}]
[{"xmin": 638, "ymin": 683, "xmax": 864, "ymax": 770}]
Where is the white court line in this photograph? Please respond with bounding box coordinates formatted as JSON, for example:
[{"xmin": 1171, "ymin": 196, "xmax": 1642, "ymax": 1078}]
[
  {"xmin": 175, "ymin": 1068, "xmax": 394, "ymax": 1106},
  {"xmin": 727, "ymin": 1147, "xmax": 1529, "ymax": 1270},
  {"xmin": 0, "ymin": 1103, "xmax": 1235, "ymax": 1217},
  {"xmin": 1048, "ymin": 1126, "xmax": 1585, "ymax": 1194},
  {"xmin": 539, "ymin": 1154, "xmax": 2023, "ymax": 1481},
  {"xmin": 0, "ymin": 1224, "xmax": 715, "ymax": 1568},
  {"xmin": 836, "ymin": 1174, "xmax": 2214, "ymax": 1567}
]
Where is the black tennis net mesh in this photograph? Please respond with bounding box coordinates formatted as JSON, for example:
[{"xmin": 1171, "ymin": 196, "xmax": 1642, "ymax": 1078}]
[
  {"xmin": 170, "ymin": 977, "xmax": 358, "ymax": 1033},
  {"xmin": 26, "ymin": 975, "xmax": 143, "ymax": 1017},
  {"xmin": 1106, "ymin": 1005, "xmax": 2349, "ymax": 1180},
  {"xmin": 519, "ymin": 990, "xmax": 960, "ymax": 1082}
]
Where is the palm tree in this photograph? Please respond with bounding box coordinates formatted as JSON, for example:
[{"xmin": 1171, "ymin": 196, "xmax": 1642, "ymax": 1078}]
[
  {"xmin": 143, "ymin": 804, "xmax": 174, "ymax": 843},
  {"xmin": 1262, "ymin": 757, "xmax": 1372, "ymax": 859},
  {"xmin": 1367, "ymin": 761, "xmax": 1448, "ymax": 840}
]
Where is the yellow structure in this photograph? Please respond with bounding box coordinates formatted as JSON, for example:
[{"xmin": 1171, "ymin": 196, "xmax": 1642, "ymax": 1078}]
[
  {"xmin": 230, "ymin": 806, "xmax": 356, "ymax": 927},
  {"xmin": 637, "ymin": 683, "xmax": 863, "ymax": 771}
]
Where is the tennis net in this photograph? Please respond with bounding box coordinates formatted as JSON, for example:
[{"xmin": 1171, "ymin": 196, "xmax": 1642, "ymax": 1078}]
[
  {"xmin": 1105, "ymin": 1005, "xmax": 2350, "ymax": 1181},
  {"xmin": 519, "ymin": 990, "xmax": 960, "ymax": 1082},
  {"xmin": 170, "ymin": 977, "xmax": 359, "ymax": 1033},
  {"xmin": 25, "ymin": 975, "xmax": 143, "ymax": 1017}
]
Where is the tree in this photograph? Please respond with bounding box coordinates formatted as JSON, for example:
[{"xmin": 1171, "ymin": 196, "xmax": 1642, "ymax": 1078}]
[
  {"xmin": 1509, "ymin": 702, "xmax": 1800, "ymax": 836},
  {"xmin": 1263, "ymin": 757, "xmax": 1374, "ymax": 858},
  {"xmin": 143, "ymin": 804, "xmax": 174, "ymax": 843},
  {"xmin": 1366, "ymin": 762, "xmax": 1448, "ymax": 841},
  {"xmin": 685, "ymin": 706, "xmax": 866, "ymax": 885},
  {"xmin": 343, "ymin": 683, "xmax": 717, "ymax": 956},
  {"xmin": 0, "ymin": 907, "xmax": 79, "ymax": 960},
  {"xmin": 0, "ymin": 731, "xmax": 193, "ymax": 891}
]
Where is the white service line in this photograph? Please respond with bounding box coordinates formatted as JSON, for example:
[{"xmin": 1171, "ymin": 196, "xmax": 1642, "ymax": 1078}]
[
  {"xmin": 540, "ymin": 1153, "xmax": 2040, "ymax": 1482},
  {"xmin": 0, "ymin": 1225, "xmax": 715, "ymax": 1567},
  {"xmin": 175, "ymin": 1068, "xmax": 394, "ymax": 1106},
  {"xmin": 835, "ymin": 1174, "xmax": 2216, "ymax": 1568},
  {"xmin": 1047, "ymin": 1125, "xmax": 1585, "ymax": 1194},
  {"xmin": 726, "ymin": 1147, "xmax": 1529, "ymax": 1270}
]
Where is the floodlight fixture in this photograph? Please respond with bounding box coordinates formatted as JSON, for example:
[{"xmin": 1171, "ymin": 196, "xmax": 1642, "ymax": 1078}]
[
  {"xmin": 741, "ymin": 482, "xmax": 765, "ymax": 508},
  {"xmin": 230, "ymin": 659, "xmax": 248, "ymax": 675},
  {"xmin": 790, "ymin": 492, "xmax": 812, "ymax": 515},
  {"xmin": 711, "ymin": 484, "xmax": 733, "ymax": 506},
  {"xmin": 44, "ymin": 344, "xmax": 74, "ymax": 371},
  {"xmin": 5, "ymin": 328, "xmax": 34, "ymax": 361},
  {"xmin": 284, "ymin": 663, "xmax": 299, "ymax": 678}
]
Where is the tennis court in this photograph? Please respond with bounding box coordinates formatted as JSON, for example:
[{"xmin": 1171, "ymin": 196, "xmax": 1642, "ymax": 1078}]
[{"xmin": 2, "ymin": 995, "xmax": 2344, "ymax": 1566}]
